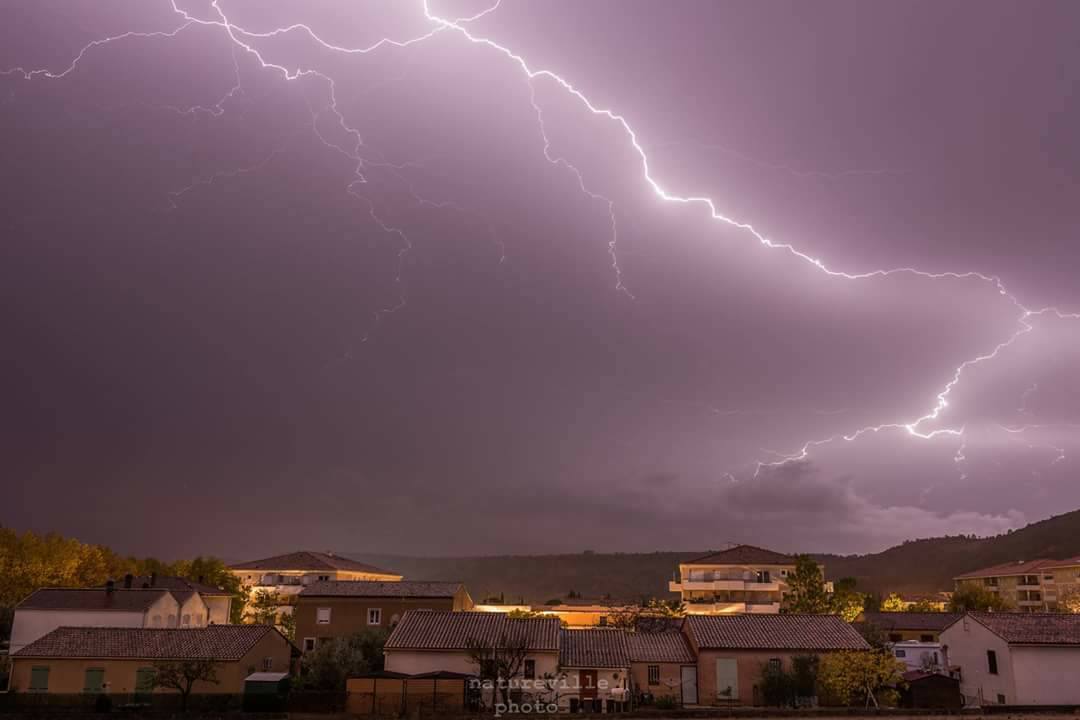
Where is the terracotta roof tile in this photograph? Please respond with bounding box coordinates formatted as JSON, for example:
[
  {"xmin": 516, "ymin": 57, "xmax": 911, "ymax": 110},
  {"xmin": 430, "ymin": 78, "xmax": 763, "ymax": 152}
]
[
  {"xmin": 559, "ymin": 629, "xmax": 630, "ymax": 668},
  {"xmin": 125, "ymin": 576, "xmax": 233, "ymax": 596},
  {"xmin": 686, "ymin": 545, "xmax": 796, "ymax": 566},
  {"xmin": 860, "ymin": 612, "xmax": 962, "ymax": 632},
  {"xmin": 299, "ymin": 580, "xmax": 463, "ymax": 598},
  {"xmin": 14, "ymin": 625, "xmax": 279, "ymax": 660},
  {"xmin": 229, "ymin": 551, "xmax": 399, "ymax": 575},
  {"xmin": 385, "ymin": 611, "xmax": 559, "ymax": 652},
  {"xmin": 968, "ymin": 612, "xmax": 1080, "ymax": 645},
  {"xmin": 18, "ymin": 588, "xmax": 172, "ymax": 612},
  {"xmin": 954, "ymin": 559, "xmax": 1055, "ymax": 580},
  {"xmin": 685, "ymin": 614, "xmax": 870, "ymax": 651},
  {"xmin": 625, "ymin": 631, "xmax": 696, "ymax": 664}
]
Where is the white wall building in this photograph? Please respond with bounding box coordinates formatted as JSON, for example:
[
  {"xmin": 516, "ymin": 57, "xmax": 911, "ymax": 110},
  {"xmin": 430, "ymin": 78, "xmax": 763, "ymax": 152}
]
[{"xmin": 941, "ymin": 612, "xmax": 1080, "ymax": 706}]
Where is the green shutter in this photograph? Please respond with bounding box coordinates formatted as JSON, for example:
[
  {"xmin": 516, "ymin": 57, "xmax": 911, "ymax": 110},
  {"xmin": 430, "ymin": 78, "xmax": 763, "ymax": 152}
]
[
  {"xmin": 135, "ymin": 668, "xmax": 156, "ymax": 695},
  {"xmin": 84, "ymin": 668, "xmax": 105, "ymax": 693},
  {"xmin": 30, "ymin": 667, "xmax": 50, "ymax": 692}
]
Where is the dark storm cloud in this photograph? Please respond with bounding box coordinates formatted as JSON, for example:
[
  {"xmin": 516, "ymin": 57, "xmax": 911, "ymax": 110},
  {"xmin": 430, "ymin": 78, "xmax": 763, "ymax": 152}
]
[{"xmin": 1, "ymin": 0, "xmax": 1077, "ymax": 558}]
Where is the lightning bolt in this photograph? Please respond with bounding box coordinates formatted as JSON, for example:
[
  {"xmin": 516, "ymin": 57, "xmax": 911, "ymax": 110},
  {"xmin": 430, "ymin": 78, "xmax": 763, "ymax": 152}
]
[{"xmin": 5, "ymin": 0, "xmax": 1079, "ymax": 484}]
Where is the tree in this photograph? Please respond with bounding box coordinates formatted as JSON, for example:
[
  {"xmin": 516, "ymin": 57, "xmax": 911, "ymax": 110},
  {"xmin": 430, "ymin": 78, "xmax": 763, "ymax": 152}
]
[
  {"xmin": 817, "ymin": 650, "xmax": 904, "ymax": 708},
  {"xmin": 1059, "ymin": 587, "xmax": 1080, "ymax": 613},
  {"xmin": 830, "ymin": 578, "xmax": 867, "ymax": 622},
  {"xmin": 948, "ymin": 585, "xmax": 1014, "ymax": 612},
  {"xmin": 278, "ymin": 611, "xmax": 296, "ymax": 642},
  {"xmin": 296, "ymin": 629, "xmax": 388, "ymax": 691},
  {"xmin": 465, "ymin": 634, "xmax": 530, "ymax": 707},
  {"xmin": 880, "ymin": 593, "xmax": 907, "ymax": 612},
  {"xmin": 786, "ymin": 555, "xmax": 831, "ymax": 613},
  {"xmin": 152, "ymin": 659, "xmax": 220, "ymax": 710},
  {"xmin": 244, "ymin": 589, "xmax": 281, "ymax": 625},
  {"xmin": 907, "ymin": 598, "xmax": 943, "ymax": 613},
  {"xmin": 608, "ymin": 598, "xmax": 684, "ymax": 632}
]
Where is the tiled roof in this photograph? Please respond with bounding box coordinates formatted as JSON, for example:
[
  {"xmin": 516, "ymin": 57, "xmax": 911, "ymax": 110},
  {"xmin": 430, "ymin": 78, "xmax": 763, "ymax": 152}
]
[
  {"xmin": 1041, "ymin": 556, "xmax": 1080, "ymax": 570},
  {"xmin": 385, "ymin": 611, "xmax": 559, "ymax": 652},
  {"xmin": 559, "ymin": 629, "xmax": 630, "ymax": 668},
  {"xmin": 860, "ymin": 612, "xmax": 962, "ymax": 632},
  {"xmin": 626, "ymin": 631, "xmax": 696, "ymax": 664},
  {"xmin": 686, "ymin": 545, "xmax": 796, "ymax": 566},
  {"xmin": 954, "ymin": 559, "xmax": 1054, "ymax": 580},
  {"xmin": 967, "ymin": 612, "xmax": 1080, "ymax": 645},
  {"xmin": 684, "ymin": 614, "xmax": 870, "ymax": 651},
  {"xmin": 18, "ymin": 588, "xmax": 172, "ymax": 612},
  {"xmin": 14, "ymin": 625, "xmax": 278, "ymax": 660},
  {"xmin": 229, "ymin": 551, "xmax": 399, "ymax": 576},
  {"xmin": 299, "ymin": 580, "xmax": 462, "ymax": 598},
  {"xmin": 124, "ymin": 576, "xmax": 233, "ymax": 596}
]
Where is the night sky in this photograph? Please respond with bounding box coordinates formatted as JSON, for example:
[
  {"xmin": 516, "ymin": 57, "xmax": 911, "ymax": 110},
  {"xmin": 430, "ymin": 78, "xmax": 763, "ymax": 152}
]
[{"xmin": 2, "ymin": 0, "xmax": 1078, "ymax": 560}]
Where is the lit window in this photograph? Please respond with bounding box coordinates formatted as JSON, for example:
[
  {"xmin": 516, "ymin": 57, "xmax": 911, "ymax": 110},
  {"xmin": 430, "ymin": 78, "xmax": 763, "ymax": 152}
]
[
  {"xmin": 368, "ymin": 608, "xmax": 382, "ymax": 625},
  {"xmin": 317, "ymin": 607, "xmax": 331, "ymax": 624}
]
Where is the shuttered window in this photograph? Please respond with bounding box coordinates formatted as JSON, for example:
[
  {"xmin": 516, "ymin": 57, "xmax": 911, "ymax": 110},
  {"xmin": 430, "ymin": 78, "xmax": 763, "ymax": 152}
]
[
  {"xmin": 135, "ymin": 668, "xmax": 156, "ymax": 697},
  {"xmin": 30, "ymin": 667, "xmax": 50, "ymax": 692},
  {"xmin": 715, "ymin": 658, "xmax": 739, "ymax": 700},
  {"xmin": 84, "ymin": 668, "xmax": 105, "ymax": 693}
]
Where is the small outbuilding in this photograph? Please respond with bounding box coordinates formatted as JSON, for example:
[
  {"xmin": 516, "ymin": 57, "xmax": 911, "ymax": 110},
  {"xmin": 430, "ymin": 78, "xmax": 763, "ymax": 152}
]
[{"xmin": 899, "ymin": 670, "xmax": 962, "ymax": 709}]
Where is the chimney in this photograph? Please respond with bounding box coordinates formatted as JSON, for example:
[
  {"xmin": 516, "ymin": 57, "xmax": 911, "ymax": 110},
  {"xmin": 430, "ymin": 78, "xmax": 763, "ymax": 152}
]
[
  {"xmin": 150, "ymin": 572, "xmax": 157, "ymax": 587},
  {"xmin": 106, "ymin": 580, "xmax": 115, "ymax": 595},
  {"xmin": 124, "ymin": 574, "xmax": 133, "ymax": 589}
]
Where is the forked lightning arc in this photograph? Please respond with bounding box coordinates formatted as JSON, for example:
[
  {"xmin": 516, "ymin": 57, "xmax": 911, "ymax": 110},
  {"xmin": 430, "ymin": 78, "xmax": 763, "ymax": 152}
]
[{"xmin": 4, "ymin": 0, "xmax": 1077, "ymax": 480}]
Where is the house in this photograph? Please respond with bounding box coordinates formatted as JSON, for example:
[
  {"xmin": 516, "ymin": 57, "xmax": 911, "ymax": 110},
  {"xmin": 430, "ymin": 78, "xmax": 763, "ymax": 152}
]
[
  {"xmin": 7, "ymin": 625, "xmax": 295, "ymax": 695},
  {"xmin": 228, "ymin": 551, "xmax": 402, "ymax": 618},
  {"xmin": 383, "ymin": 611, "xmax": 560, "ymax": 705},
  {"xmin": 120, "ymin": 574, "xmax": 235, "ymax": 625},
  {"xmin": 940, "ymin": 611, "xmax": 1080, "ymax": 705},
  {"xmin": 626, "ymin": 630, "xmax": 698, "ymax": 706},
  {"xmin": 294, "ymin": 581, "xmax": 473, "ymax": 652},
  {"xmin": 954, "ymin": 557, "xmax": 1080, "ymax": 612},
  {"xmin": 858, "ymin": 612, "xmax": 962, "ymax": 643},
  {"xmin": 669, "ymin": 545, "xmax": 830, "ymax": 614},
  {"xmin": 557, "ymin": 629, "xmax": 631, "ymax": 713},
  {"xmin": 681, "ymin": 614, "xmax": 870, "ymax": 706},
  {"xmin": 10, "ymin": 585, "xmax": 211, "ymax": 654}
]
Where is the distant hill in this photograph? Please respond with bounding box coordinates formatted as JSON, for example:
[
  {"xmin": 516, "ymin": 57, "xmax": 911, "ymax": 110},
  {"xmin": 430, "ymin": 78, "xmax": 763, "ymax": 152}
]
[{"xmin": 350, "ymin": 508, "xmax": 1080, "ymax": 603}]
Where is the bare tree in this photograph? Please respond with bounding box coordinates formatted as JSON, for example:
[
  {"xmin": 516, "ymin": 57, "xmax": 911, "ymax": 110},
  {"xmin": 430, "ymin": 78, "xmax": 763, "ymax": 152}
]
[
  {"xmin": 465, "ymin": 634, "xmax": 530, "ymax": 707},
  {"xmin": 152, "ymin": 659, "xmax": 220, "ymax": 710}
]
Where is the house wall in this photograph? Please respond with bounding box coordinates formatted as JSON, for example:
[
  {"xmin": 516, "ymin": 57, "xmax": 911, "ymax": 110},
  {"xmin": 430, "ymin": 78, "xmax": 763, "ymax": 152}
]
[
  {"xmin": 8, "ymin": 631, "xmax": 291, "ymax": 695},
  {"xmin": 176, "ymin": 595, "xmax": 210, "ymax": 627},
  {"xmin": 694, "ymin": 650, "xmax": 793, "ymax": 705},
  {"xmin": 10, "ymin": 610, "xmax": 148, "ymax": 654},
  {"xmin": 295, "ymin": 596, "xmax": 459, "ymax": 650},
  {"xmin": 203, "ymin": 596, "xmax": 233, "ymax": 625},
  {"xmin": 940, "ymin": 617, "xmax": 1015, "ymax": 705},
  {"xmin": 556, "ymin": 667, "xmax": 629, "ymax": 710},
  {"xmin": 630, "ymin": 662, "xmax": 688, "ymax": 702},
  {"xmin": 384, "ymin": 649, "xmax": 559, "ymax": 680},
  {"xmin": 1010, "ymin": 646, "xmax": 1080, "ymax": 705}
]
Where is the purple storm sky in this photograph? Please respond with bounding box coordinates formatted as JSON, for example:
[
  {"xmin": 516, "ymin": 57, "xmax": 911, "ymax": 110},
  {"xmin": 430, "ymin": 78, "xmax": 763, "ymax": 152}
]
[{"xmin": 2, "ymin": 0, "xmax": 1078, "ymax": 560}]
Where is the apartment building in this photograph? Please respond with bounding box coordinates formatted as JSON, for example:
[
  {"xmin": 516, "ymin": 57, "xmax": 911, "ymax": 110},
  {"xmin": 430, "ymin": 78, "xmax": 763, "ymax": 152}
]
[
  {"xmin": 954, "ymin": 557, "xmax": 1080, "ymax": 612},
  {"xmin": 669, "ymin": 545, "xmax": 825, "ymax": 614},
  {"xmin": 295, "ymin": 580, "xmax": 473, "ymax": 652},
  {"xmin": 229, "ymin": 551, "xmax": 402, "ymax": 617}
]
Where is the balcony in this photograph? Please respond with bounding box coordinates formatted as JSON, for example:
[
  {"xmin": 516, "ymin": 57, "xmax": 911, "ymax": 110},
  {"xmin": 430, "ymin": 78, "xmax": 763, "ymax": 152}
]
[
  {"xmin": 671, "ymin": 578, "xmax": 782, "ymax": 593},
  {"xmin": 683, "ymin": 601, "xmax": 781, "ymax": 615}
]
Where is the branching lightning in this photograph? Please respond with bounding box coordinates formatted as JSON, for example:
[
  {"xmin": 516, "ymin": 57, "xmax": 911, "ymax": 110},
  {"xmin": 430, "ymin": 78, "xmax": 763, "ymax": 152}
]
[{"xmin": 5, "ymin": 0, "xmax": 1079, "ymax": 485}]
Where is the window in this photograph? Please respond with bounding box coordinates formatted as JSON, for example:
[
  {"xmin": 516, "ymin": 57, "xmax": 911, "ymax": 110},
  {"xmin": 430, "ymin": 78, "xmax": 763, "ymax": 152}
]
[
  {"xmin": 768, "ymin": 658, "xmax": 781, "ymax": 672},
  {"xmin": 780, "ymin": 569, "xmax": 788, "ymax": 577},
  {"xmin": 317, "ymin": 607, "xmax": 331, "ymax": 624},
  {"xmin": 263, "ymin": 657, "xmax": 274, "ymax": 671},
  {"xmin": 524, "ymin": 660, "xmax": 535, "ymax": 679},
  {"xmin": 894, "ymin": 650, "xmax": 907, "ymax": 658},
  {"xmin": 756, "ymin": 570, "xmax": 771, "ymax": 584},
  {"xmin": 920, "ymin": 634, "xmax": 934, "ymax": 643},
  {"xmin": 647, "ymin": 665, "xmax": 660, "ymax": 686},
  {"xmin": 599, "ymin": 616, "xmax": 608, "ymax": 627},
  {"xmin": 997, "ymin": 694, "xmax": 1006, "ymax": 705},
  {"xmin": 30, "ymin": 666, "xmax": 50, "ymax": 693},
  {"xmin": 985, "ymin": 577, "xmax": 999, "ymax": 587},
  {"xmin": 303, "ymin": 638, "xmax": 316, "ymax": 652},
  {"xmin": 167, "ymin": 614, "xmax": 177, "ymax": 628},
  {"xmin": 1021, "ymin": 575, "xmax": 1039, "ymax": 585},
  {"xmin": 367, "ymin": 608, "xmax": 382, "ymax": 625},
  {"xmin": 181, "ymin": 614, "xmax": 191, "ymax": 627},
  {"xmin": 317, "ymin": 575, "xmax": 330, "ymax": 581},
  {"xmin": 135, "ymin": 668, "xmax": 155, "ymax": 697},
  {"xmin": 987, "ymin": 650, "xmax": 998, "ymax": 675},
  {"xmin": 152, "ymin": 615, "xmax": 162, "ymax": 627},
  {"xmin": 84, "ymin": 668, "xmax": 105, "ymax": 693}
]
